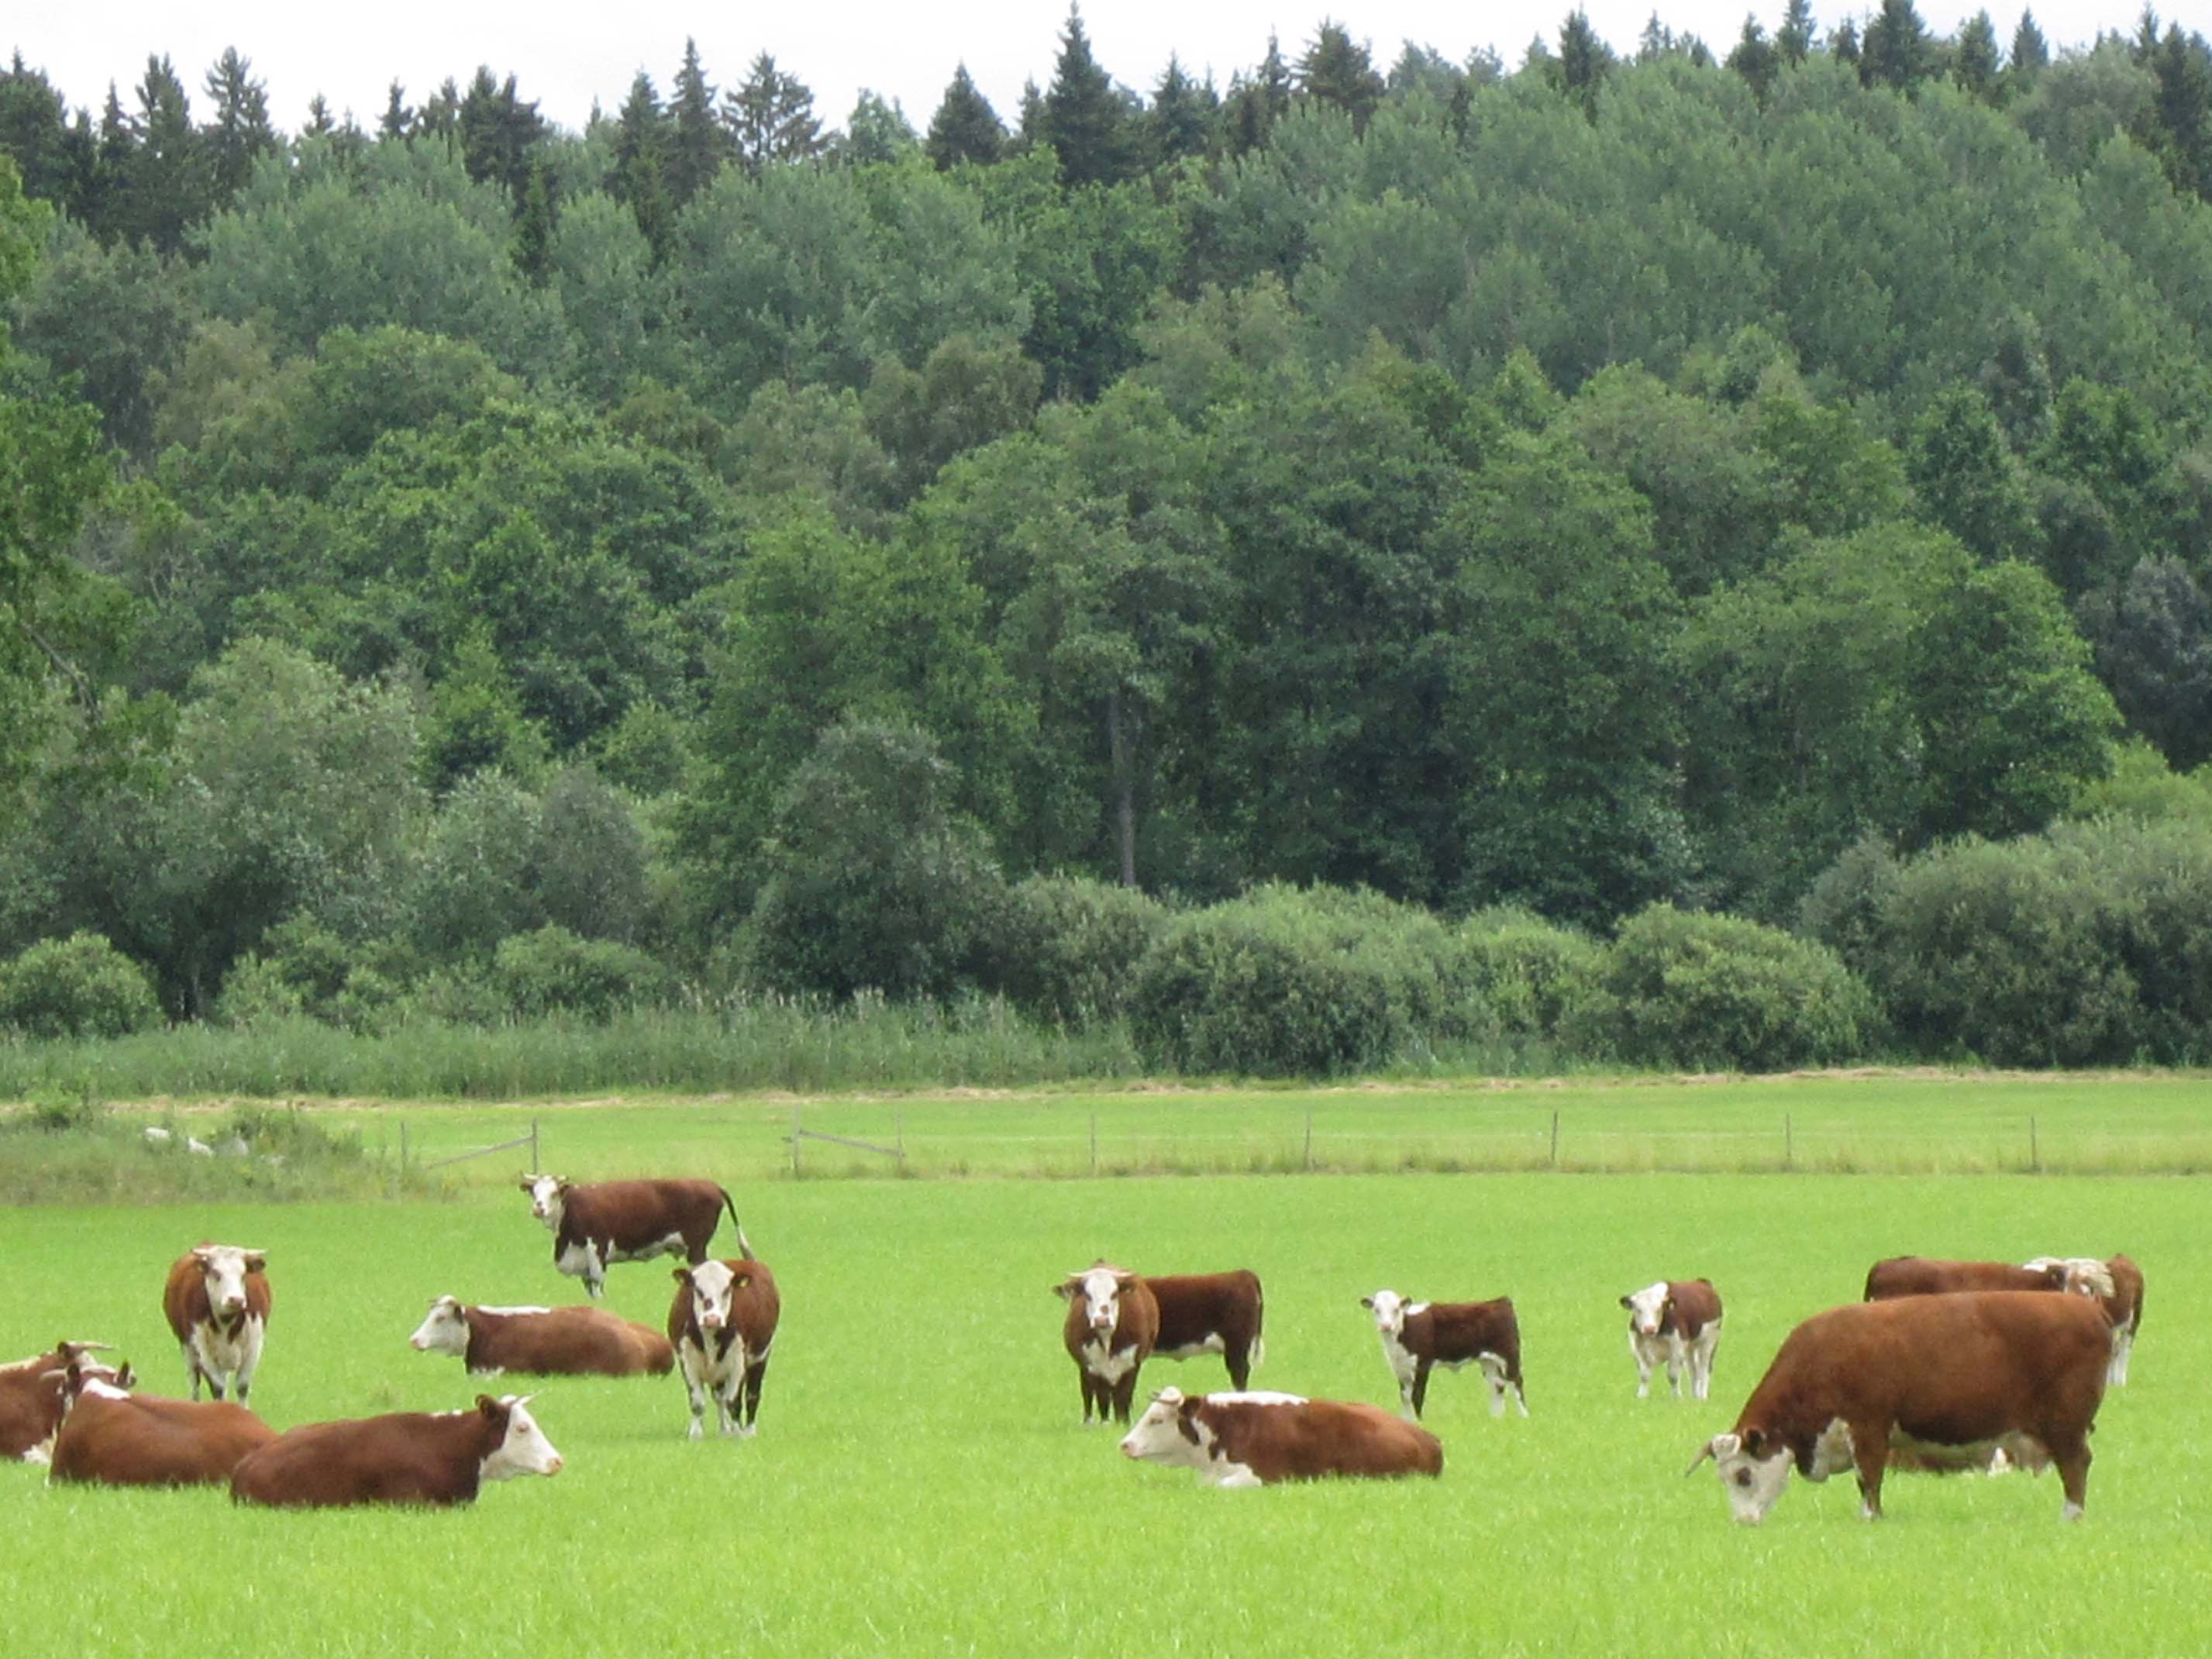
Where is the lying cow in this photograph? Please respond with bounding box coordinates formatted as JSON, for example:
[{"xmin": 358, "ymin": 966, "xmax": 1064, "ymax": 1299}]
[
  {"xmin": 2024, "ymin": 1255, "xmax": 2145, "ymax": 1386},
  {"xmin": 0, "ymin": 1343, "xmax": 126, "ymax": 1464},
  {"xmin": 1621, "ymin": 1279, "xmax": 1722, "ymax": 1399},
  {"xmin": 410, "ymin": 1297, "xmax": 675, "ymax": 1378},
  {"xmin": 521, "ymin": 1174, "xmax": 748, "ymax": 1299},
  {"xmin": 1056, "ymin": 1264, "xmax": 1266, "ymax": 1425},
  {"xmin": 1119, "ymin": 1388, "xmax": 1443, "ymax": 1487},
  {"xmin": 49, "ymin": 1368, "xmax": 276, "ymax": 1488},
  {"xmin": 1361, "ymin": 1290, "xmax": 1528, "ymax": 1420},
  {"xmin": 230, "ymin": 1395, "xmax": 562, "ymax": 1508},
  {"xmin": 1863, "ymin": 1256, "xmax": 2068, "ymax": 1301},
  {"xmin": 1688, "ymin": 1291, "xmax": 2110, "ymax": 1524},
  {"xmin": 163, "ymin": 1243, "xmax": 270, "ymax": 1403},
  {"xmin": 669, "ymin": 1257, "xmax": 780, "ymax": 1440}
]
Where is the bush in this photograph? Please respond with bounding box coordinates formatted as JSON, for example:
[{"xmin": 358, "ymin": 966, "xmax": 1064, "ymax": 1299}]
[
  {"xmin": 0, "ymin": 933, "xmax": 163, "ymax": 1040},
  {"xmin": 1452, "ymin": 907, "xmax": 1601, "ymax": 1042},
  {"xmin": 215, "ymin": 918, "xmax": 416, "ymax": 1034},
  {"xmin": 491, "ymin": 926, "xmax": 675, "ymax": 1021},
  {"xmin": 1563, "ymin": 905, "xmax": 1873, "ymax": 1072},
  {"xmin": 985, "ymin": 875, "xmax": 1171, "ymax": 1027}
]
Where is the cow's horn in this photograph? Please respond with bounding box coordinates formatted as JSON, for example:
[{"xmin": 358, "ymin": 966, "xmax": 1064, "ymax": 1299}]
[{"xmin": 1685, "ymin": 1439, "xmax": 1721, "ymax": 1476}]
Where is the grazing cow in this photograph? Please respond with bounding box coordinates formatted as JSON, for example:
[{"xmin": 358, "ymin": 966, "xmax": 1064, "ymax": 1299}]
[
  {"xmin": 2023, "ymin": 1255, "xmax": 2145, "ymax": 1386},
  {"xmin": 1688, "ymin": 1292, "xmax": 2111, "ymax": 1524},
  {"xmin": 1863, "ymin": 1256, "xmax": 2068, "ymax": 1302},
  {"xmin": 1361, "ymin": 1290, "xmax": 1528, "ymax": 1421},
  {"xmin": 520, "ymin": 1174, "xmax": 748, "ymax": 1299},
  {"xmin": 230, "ymin": 1395, "xmax": 562, "ymax": 1508},
  {"xmin": 410, "ymin": 1297, "xmax": 676, "ymax": 1378},
  {"xmin": 163, "ymin": 1245, "xmax": 270, "ymax": 1404},
  {"xmin": 1057, "ymin": 1264, "xmax": 1159, "ymax": 1426},
  {"xmin": 0, "ymin": 1343, "xmax": 126, "ymax": 1464},
  {"xmin": 48, "ymin": 1371, "xmax": 276, "ymax": 1488},
  {"xmin": 668, "ymin": 1257, "xmax": 780, "ymax": 1440},
  {"xmin": 1621, "ymin": 1280, "xmax": 1723, "ymax": 1399},
  {"xmin": 1119, "ymin": 1388, "xmax": 1444, "ymax": 1487}
]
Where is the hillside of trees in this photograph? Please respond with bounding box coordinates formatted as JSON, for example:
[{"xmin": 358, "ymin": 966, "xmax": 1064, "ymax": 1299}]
[{"xmin": 4, "ymin": 4, "xmax": 2212, "ymax": 1070}]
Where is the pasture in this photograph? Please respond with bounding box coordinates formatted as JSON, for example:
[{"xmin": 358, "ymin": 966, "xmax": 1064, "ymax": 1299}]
[{"xmin": 2, "ymin": 1101, "xmax": 2207, "ymax": 1655}]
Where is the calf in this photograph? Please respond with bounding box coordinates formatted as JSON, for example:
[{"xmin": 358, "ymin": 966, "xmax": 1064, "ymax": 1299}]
[
  {"xmin": 1863, "ymin": 1256, "xmax": 2067, "ymax": 1301},
  {"xmin": 0, "ymin": 1343, "xmax": 126, "ymax": 1464},
  {"xmin": 1119, "ymin": 1388, "xmax": 1443, "ymax": 1487},
  {"xmin": 668, "ymin": 1257, "xmax": 780, "ymax": 1440},
  {"xmin": 230, "ymin": 1395, "xmax": 562, "ymax": 1508},
  {"xmin": 1361, "ymin": 1290, "xmax": 1528, "ymax": 1420},
  {"xmin": 49, "ymin": 1371, "xmax": 276, "ymax": 1488},
  {"xmin": 1688, "ymin": 1291, "xmax": 2111, "ymax": 1524},
  {"xmin": 2023, "ymin": 1255, "xmax": 2145, "ymax": 1386},
  {"xmin": 162, "ymin": 1243, "xmax": 270, "ymax": 1403},
  {"xmin": 521, "ymin": 1174, "xmax": 747, "ymax": 1299},
  {"xmin": 1621, "ymin": 1279, "xmax": 1723, "ymax": 1399},
  {"xmin": 410, "ymin": 1297, "xmax": 676, "ymax": 1378}
]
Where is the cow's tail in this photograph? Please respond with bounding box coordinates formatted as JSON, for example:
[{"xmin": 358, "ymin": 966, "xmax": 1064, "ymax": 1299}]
[
  {"xmin": 1251, "ymin": 1281, "xmax": 1266, "ymax": 1371},
  {"xmin": 722, "ymin": 1187, "xmax": 753, "ymax": 1259}
]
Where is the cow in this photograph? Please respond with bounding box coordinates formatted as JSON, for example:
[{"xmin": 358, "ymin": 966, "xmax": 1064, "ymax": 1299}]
[
  {"xmin": 520, "ymin": 1174, "xmax": 748, "ymax": 1299},
  {"xmin": 668, "ymin": 1257, "xmax": 780, "ymax": 1440},
  {"xmin": 2023, "ymin": 1255, "xmax": 2145, "ymax": 1386},
  {"xmin": 1621, "ymin": 1279, "xmax": 1723, "ymax": 1399},
  {"xmin": 0, "ymin": 1343, "xmax": 126, "ymax": 1464},
  {"xmin": 1118, "ymin": 1388, "xmax": 1444, "ymax": 1487},
  {"xmin": 163, "ymin": 1243, "xmax": 270, "ymax": 1404},
  {"xmin": 1687, "ymin": 1291, "xmax": 2111, "ymax": 1525},
  {"xmin": 1863, "ymin": 1256, "xmax": 2069, "ymax": 1302},
  {"xmin": 409, "ymin": 1296, "xmax": 676, "ymax": 1378},
  {"xmin": 229, "ymin": 1395, "xmax": 562, "ymax": 1508},
  {"xmin": 48, "ymin": 1369, "xmax": 276, "ymax": 1488},
  {"xmin": 1056, "ymin": 1264, "xmax": 1266, "ymax": 1426},
  {"xmin": 1361, "ymin": 1290, "xmax": 1528, "ymax": 1421}
]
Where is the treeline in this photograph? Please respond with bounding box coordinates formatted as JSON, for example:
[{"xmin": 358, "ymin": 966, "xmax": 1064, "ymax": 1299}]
[{"xmin": 3, "ymin": 6, "xmax": 2212, "ymax": 1071}]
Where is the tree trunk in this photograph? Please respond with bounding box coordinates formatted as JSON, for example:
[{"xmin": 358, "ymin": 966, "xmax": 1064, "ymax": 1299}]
[{"xmin": 1108, "ymin": 688, "xmax": 1137, "ymax": 888}]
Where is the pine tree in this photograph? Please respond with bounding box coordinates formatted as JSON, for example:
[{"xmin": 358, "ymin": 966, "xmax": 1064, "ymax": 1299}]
[
  {"xmin": 667, "ymin": 37, "xmax": 730, "ymax": 205},
  {"xmin": 416, "ymin": 78, "xmax": 462, "ymax": 147},
  {"xmin": 1016, "ymin": 78, "xmax": 1046, "ymax": 152},
  {"xmin": 201, "ymin": 47, "xmax": 274, "ymax": 201},
  {"xmin": 0, "ymin": 54, "xmax": 76, "ymax": 209},
  {"xmin": 925, "ymin": 63, "xmax": 1006, "ymax": 169},
  {"xmin": 1778, "ymin": 0, "xmax": 1818, "ymax": 63},
  {"xmin": 457, "ymin": 67, "xmax": 546, "ymax": 200},
  {"xmin": 1040, "ymin": 3, "xmax": 1136, "ymax": 186},
  {"xmin": 2008, "ymin": 12, "xmax": 2050, "ymax": 91},
  {"xmin": 1147, "ymin": 56, "xmax": 1215, "ymax": 165},
  {"xmin": 2148, "ymin": 25, "xmax": 2212, "ymax": 202},
  {"xmin": 1860, "ymin": 0, "xmax": 1932, "ymax": 89},
  {"xmin": 1638, "ymin": 12, "xmax": 1676, "ymax": 60},
  {"xmin": 379, "ymin": 81, "xmax": 414, "ymax": 142},
  {"xmin": 612, "ymin": 71, "xmax": 667, "ymax": 198},
  {"xmin": 513, "ymin": 164, "xmax": 556, "ymax": 283},
  {"xmin": 1728, "ymin": 16, "xmax": 1780, "ymax": 101},
  {"xmin": 1299, "ymin": 21, "xmax": 1387, "ymax": 132},
  {"xmin": 723, "ymin": 52, "xmax": 825, "ymax": 178},
  {"xmin": 123, "ymin": 55, "xmax": 207, "ymax": 254},
  {"xmin": 1557, "ymin": 11, "xmax": 1614, "ymax": 119},
  {"xmin": 1831, "ymin": 18, "xmax": 1862, "ymax": 71},
  {"xmin": 1953, "ymin": 12, "xmax": 2004, "ymax": 102}
]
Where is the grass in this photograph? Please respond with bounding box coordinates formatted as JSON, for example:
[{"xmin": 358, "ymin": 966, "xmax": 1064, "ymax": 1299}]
[{"xmin": 0, "ymin": 1095, "xmax": 2203, "ymax": 1654}]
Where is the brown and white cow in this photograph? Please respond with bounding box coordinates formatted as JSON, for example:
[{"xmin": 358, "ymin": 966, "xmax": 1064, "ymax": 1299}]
[
  {"xmin": 1119, "ymin": 1388, "xmax": 1444, "ymax": 1487},
  {"xmin": 521, "ymin": 1174, "xmax": 748, "ymax": 1299},
  {"xmin": 668, "ymin": 1257, "xmax": 780, "ymax": 1440},
  {"xmin": 1361, "ymin": 1290, "xmax": 1528, "ymax": 1421},
  {"xmin": 48, "ymin": 1369, "xmax": 277, "ymax": 1488},
  {"xmin": 1862, "ymin": 1256, "xmax": 2068, "ymax": 1302},
  {"xmin": 229, "ymin": 1395, "xmax": 563, "ymax": 1508},
  {"xmin": 1056, "ymin": 1264, "xmax": 1266, "ymax": 1426},
  {"xmin": 410, "ymin": 1297, "xmax": 676, "ymax": 1378},
  {"xmin": 1621, "ymin": 1279, "xmax": 1722, "ymax": 1399},
  {"xmin": 0, "ymin": 1343, "xmax": 126, "ymax": 1464},
  {"xmin": 1688, "ymin": 1291, "xmax": 2111, "ymax": 1524},
  {"xmin": 162, "ymin": 1244, "xmax": 270, "ymax": 1404},
  {"xmin": 2023, "ymin": 1255, "xmax": 2145, "ymax": 1386}
]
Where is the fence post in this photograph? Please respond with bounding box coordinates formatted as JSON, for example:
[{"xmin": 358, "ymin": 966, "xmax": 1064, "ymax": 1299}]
[
  {"xmin": 2030, "ymin": 1116, "xmax": 2039, "ymax": 1174},
  {"xmin": 397, "ymin": 1121, "xmax": 408, "ymax": 1199},
  {"xmin": 1549, "ymin": 1109, "xmax": 1559, "ymax": 1169},
  {"xmin": 896, "ymin": 1109, "xmax": 904, "ymax": 1164},
  {"xmin": 791, "ymin": 1104, "xmax": 801, "ymax": 1180},
  {"xmin": 530, "ymin": 1118, "xmax": 539, "ymax": 1173},
  {"xmin": 1304, "ymin": 1111, "xmax": 1314, "ymax": 1173},
  {"xmin": 1785, "ymin": 1113, "xmax": 1793, "ymax": 1170}
]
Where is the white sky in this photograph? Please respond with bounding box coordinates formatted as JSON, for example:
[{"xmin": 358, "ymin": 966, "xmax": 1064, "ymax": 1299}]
[{"xmin": 7, "ymin": 1, "xmax": 2159, "ymax": 137}]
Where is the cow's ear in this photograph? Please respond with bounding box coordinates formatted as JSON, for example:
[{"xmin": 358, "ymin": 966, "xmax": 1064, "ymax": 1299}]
[
  {"xmin": 673, "ymin": 1268, "xmax": 692, "ymax": 1285},
  {"xmin": 1742, "ymin": 1429, "xmax": 1768, "ymax": 1458},
  {"xmin": 1359, "ymin": 1296, "xmax": 1375, "ymax": 1309},
  {"xmin": 476, "ymin": 1394, "xmax": 505, "ymax": 1421},
  {"xmin": 1618, "ymin": 1295, "xmax": 1633, "ymax": 1309},
  {"xmin": 1053, "ymin": 1281, "xmax": 1077, "ymax": 1301},
  {"xmin": 114, "ymin": 1361, "xmax": 134, "ymax": 1388},
  {"xmin": 729, "ymin": 1271, "xmax": 751, "ymax": 1288},
  {"xmin": 244, "ymin": 1253, "xmax": 267, "ymax": 1274}
]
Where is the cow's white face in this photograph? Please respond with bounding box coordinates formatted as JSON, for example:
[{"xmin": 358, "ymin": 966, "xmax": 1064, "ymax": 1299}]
[
  {"xmin": 479, "ymin": 1395, "xmax": 563, "ymax": 1481},
  {"xmin": 193, "ymin": 1247, "xmax": 266, "ymax": 1319},
  {"xmin": 1623, "ymin": 1282, "xmax": 1670, "ymax": 1337},
  {"xmin": 411, "ymin": 1298, "xmax": 470, "ymax": 1356},
  {"xmin": 1700, "ymin": 1431, "xmax": 1793, "ymax": 1525},
  {"xmin": 1120, "ymin": 1388, "xmax": 1208, "ymax": 1469},
  {"xmin": 684, "ymin": 1261, "xmax": 741, "ymax": 1334},
  {"xmin": 1073, "ymin": 1269, "xmax": 1125, "ymax": 1337},
  {"xmin": 522, "ymin": 1176, "xmax": 567, "ymax": 1230},
  {"xmin": 1363, "ymin": 1290, "xmax": 1408, "ymax": 1340}
]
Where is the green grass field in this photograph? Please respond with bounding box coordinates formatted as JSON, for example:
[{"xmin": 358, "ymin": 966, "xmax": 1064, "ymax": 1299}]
[{"xmin": 2, "ymin": 1091, "xmax": 2206, "ymax": 1655}]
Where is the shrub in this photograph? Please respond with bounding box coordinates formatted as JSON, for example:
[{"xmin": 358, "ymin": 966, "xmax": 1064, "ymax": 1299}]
[
  {"xmin": 985, "ymin": 875, "xmax": 1171, "ymax": 1027},
  {"xmin": 491, "ymin": 926, "xmax": 675, "ymax": 1021},
  {"xmin": 0, "ymin": 933, "xmax": 163, "ymax": 1040},
  {"xmin": 215, "ymin": 918, "xmax": 416, "ymax": 1033},
  {"xmin": 1563, "ymin": 905, "xmax": 1873, "ymax": 1072},
  {"xmin": 1452, "ymin": 907, "xmax": 1601, "ymax": 1042}
]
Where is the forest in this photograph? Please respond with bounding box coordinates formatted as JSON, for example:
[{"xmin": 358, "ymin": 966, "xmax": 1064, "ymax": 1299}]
[{"xmin": 3, "ymin": 2, "xmax": 2212, "ymax": 1074}]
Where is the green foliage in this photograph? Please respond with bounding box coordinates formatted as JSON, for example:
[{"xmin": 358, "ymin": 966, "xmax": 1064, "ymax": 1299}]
[
  {"xmin": 0, "ymin": 930, "xmax": 161, "ymax": 1039},
  {"xmin": 491, "ymin": 924, "xmax": 673, "ymax": 1021},
  {"xmin": 984, "ymin": 874, "xmax": 1170, "ymax": 1026},
  {"xmin": 1563, "ymin": 904, "xmax": 1875, "ymax": 1071},
  {"xmin": 1452, "ymin": 906, "xmax": 1601, "ymax": 1042}
]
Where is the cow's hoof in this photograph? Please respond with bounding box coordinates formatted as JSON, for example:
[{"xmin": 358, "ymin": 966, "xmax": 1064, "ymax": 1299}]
[{"xmin": 686, "ymin": 1423, "xmax": 704, "ymax": 1442}]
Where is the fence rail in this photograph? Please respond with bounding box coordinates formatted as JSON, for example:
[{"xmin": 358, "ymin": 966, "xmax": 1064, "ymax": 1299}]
[{"xmin": 395, "ymin": 1119, "xmax": 540, "ymax": 1193}]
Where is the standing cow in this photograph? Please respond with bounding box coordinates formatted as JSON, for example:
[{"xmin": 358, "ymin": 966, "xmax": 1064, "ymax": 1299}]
[
  {"xmin": 231, "ymin": 1395, "xmax": 563, "ymax": 1508},
  {"xmin": 163, "ymin": 1244, "xmax": 270, "ymax": 1403},
  {"xmin": 2023, "ymin": 1255, "xmax": 2145, "ymax": 1386},
  {"xmin": 520, "ymin": 1174, "xmax": 748, "ymax": 1299},
  {"xmin": 1361, "ymin": 1290, "xmax": 1528, "ymax": 1420},
  {"xmin": 0, "ymin": 1343, "xmax": 126, "ymax": 1464},
  {"xmin": 1688, "ymin": 1292, "xmax": 2111, "ymax": 1524},
  {"xmin": 1056, "ymin": 1264, "xmax": 1266, "ymax": 1426},
  {"xmin": 668, "ymin": 1257, "xmax": 780, "ymax": 1440},
  {"xmin": 48, "ymin": 1369, "xmax": 276, "ymax": 1488},
  {"xmin": 1621, "ymin": 1279, "xmax": 1722, "ymax": 1399},
  {"xmin": 1118, "ymin": 1388, "xmax": 1443, "ymax": 1487}
]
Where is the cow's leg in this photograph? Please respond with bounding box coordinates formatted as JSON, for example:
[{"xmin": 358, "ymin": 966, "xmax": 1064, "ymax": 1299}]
[
  {"xmin": 1225, "ymin": 1340, "xmax": 1251, "ymax": 1392},
  {"xmin": 741, "ymin": 1357, "xmax": 770, "ymax": 1435},
  {"xmin": 234, "ymin": 1320, "xmax": 265, "ymax": 1405},
  {"xmin": 1691, "ymin": 1333, "xmax": 1715, "ymax": 1400},
  {"xmin": 1411, "ymin": 1359, "xmax": 1433, "ymax": 1420},
  {"xmin": 1850, "ymin": 1420, "xmax": 1890, "ymax": 1519},
  {"xmin": 1110, "ymin": 1368, "xmax": 1141, "ymax": 1426},
  {"xmin": 680, "ymin": 1359, "xmax": 709, "ymax": 1440},
  {"xmin": 584, "ymin": 1251, "xmax": 606, "ymax": 1300},
  {"xmin": 2046, "ymin": 1429, "xmax": 2091, "ymax": 1519},
  {"xmin": 1480, "ymin": 1356, "xmax": 1508, "ymax": 1419},
  {"xmin": 717, "ymin": 1371, "xmax": 745, "ymax": 1438},
  {"xmin": 1396, "ymin": 1370, "xmax": 1418, "ymax": 1420},
  {"xmin": 1631, "ymin": 1333, "xmax": 1653, "ymax": 1399}
]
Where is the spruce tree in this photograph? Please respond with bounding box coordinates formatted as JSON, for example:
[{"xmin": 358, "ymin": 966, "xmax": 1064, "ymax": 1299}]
[
  {"xmin": 202, "ymin": 47, "xmax": 274, "ymax": 201},
  {"xmin": 457, "ymin": 67, "xmax": 546, "ymax": 200},
  {"xmin": 124, "ymin": 55, "xmax": 207, "ymax": 254},
  {"xmin": 513, "ymin": 164, "xmax": 556, "ymax": 284},
  {"xmin": 667, "ymin": 37, "xmax": 729, "ymax": 205},
  {"xmin": 723, "ymin": 52, "xmax": 825, "ymax": 178},
  {"xmin": 1147, "ymin": 56, "xmax": 1215, "ymax": 165},
  {"xmin": 2008, "ymin": 11, "xmax": 2050, "ymax": 91},
  {"xmin": 303, "ymin": 93, "xmax": 335, "ymax": 136},
  {"xmin": 379, "ymin": 81, "xmax": 413, "ymax": 142},
  {"xmin": 1039, "ymin": 3, "xmax": 1136, "ymax": 187},
  {"xmin": 0, "ymin": 55, "xmax": 76, "ymax": 209},
  {"xmin": 1831, "ymin": 18, "xmax": 1862, "ymax": 70},
  {"xmin": 925, "ymin": 63, "xmax": 1006, "ymax": 169},
  {"xmin": 416, "ymin": 78, "xmax": 462, "ymax": 147},
  {"xmin": 1860, "ymin": 0, "xmax": 1932, "ymax": 88},
  {"xmin": 1557, "ymin": 11, "xmax": 1614, "ymax": 120},
  {"xmin": 2148, "ymin": 25, "xmax": 2212, "ymax": 202},
  {"xmin": 1953, "ymin": 12, "xmax": 2004, "ymax": 102},
  {"xmin": 1728, "ymin": 17, "xmax": 1780, "ymax": 101},
  {"xmin": 1298, "ymin": 21, "xmax": 1386, "ymax": 132},
  {"xmin": 1778, "ymin": 0, "xmax": 1818, "ymax": 63},
  {"xmin": 612, "ymin": 71, "xmax": 667, "ymax": 201}
]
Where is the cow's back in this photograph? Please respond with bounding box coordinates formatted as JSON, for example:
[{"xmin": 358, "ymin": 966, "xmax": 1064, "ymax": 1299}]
[
  {"xmin": 1665, "ymin": 1280, "xmax": 1722, "ymax": 1337},
  {"xmin": 1863, "ymin": 1257, "xmax": 2053, "ymax": 1301},
  {"xmin": 483, "ymin": 1308, "xmax": 674, "ymax": 1376},
  {"xmin": 1213, "ymin": 1399, "xmax": 1442, "ymax": 1482},
  {"xmin": 1149, "ymin": 1271, "xmax": 1262, "ymax": 1351},
  {"xmin": 53, "ymin": 1392, "xmax": 274, "ymax": 1486},
  {"xmin": 232, "ymin": 1414, "xmax": 478, "ymax": 1508}
]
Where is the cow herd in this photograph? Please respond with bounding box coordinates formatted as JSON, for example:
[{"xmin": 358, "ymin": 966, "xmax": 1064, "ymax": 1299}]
[{"xmin": 2, "ymin": 1167, "xmax": 2147, "ymax": 1525}]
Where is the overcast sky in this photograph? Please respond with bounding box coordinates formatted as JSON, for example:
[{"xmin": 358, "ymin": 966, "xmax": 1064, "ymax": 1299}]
[{"xmin": 9, "ymin": 1, "xmax": 2159, "ymax": 137}]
